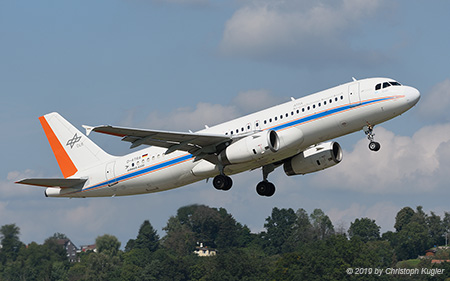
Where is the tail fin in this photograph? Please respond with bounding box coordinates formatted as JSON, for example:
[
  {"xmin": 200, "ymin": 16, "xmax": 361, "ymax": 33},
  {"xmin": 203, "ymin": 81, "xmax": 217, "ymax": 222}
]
[{"xmin": 39, "ymin": 112, "xmax": 113, "ymax": 178}]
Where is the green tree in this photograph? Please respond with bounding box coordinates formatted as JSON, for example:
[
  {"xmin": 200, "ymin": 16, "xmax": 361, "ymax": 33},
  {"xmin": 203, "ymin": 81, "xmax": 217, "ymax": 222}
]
[
  {"xmin": 427, "ymin": 211, "xmax": 445, "ymax": 246},
  {"xmin": 127, "ymin": 220, "xmax": 159, "ymax": 253},
  {"xmin": 396, "ymin": 221, "xmax": 430, "ymax": 260},
  {"xmin": 310, "ymin": 208, "xmax": 334, "ymax": 240},
  {"xmin": 394, "ymin": 206, "xmax": 415, "ymax": 232},
  {"xmin": 161, "ymin": 216, "xmax": 196, "ymax": 256},
  {"xmin": 444, "ymin": 212, "xmax": 450, "ymax": 246},
  {"xmin": 43, "ymin": 233, "xmax": 70, "ymax": 262},
  {"xmin": 284, "ymin": 208, "xmax": 313, "ymax": 252},
  {"xmin": 82, "ymin": 252, "xmax": 122, "ymax": 281},
  {"xmin": 96, "ymin": 234, "xmax": 121, "ymax": 256},
  {"xmin": 162, "ymin": 205, "xmax": 248, "ymax": 255},
  {"xmin": 8, "ymin": 241, "xmax": 69, "ymax": 281},
  {"xmin": 391, "ymin": 206, "xmax": 433, "ymax": 260},
  {"xmin": 261, "ymin": 207, "xmax": 297, "ymax": 255},
  {"xmin": 0, "ymin": 224, "xmax": 24, "ymax": 263},
  {"xmin": 122, "ymin": 220, "xmax": 160, "ymax": 280},
  {"xmin": 348, "ymin": 217, "xmax": 380, "ymax": 243}
]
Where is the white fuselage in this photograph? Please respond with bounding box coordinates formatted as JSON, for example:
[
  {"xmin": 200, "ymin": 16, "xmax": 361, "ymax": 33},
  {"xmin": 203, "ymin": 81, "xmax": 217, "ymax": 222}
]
[{"xmin": 47, "ymin": 77, "xmax": 420, "ymax": 197}]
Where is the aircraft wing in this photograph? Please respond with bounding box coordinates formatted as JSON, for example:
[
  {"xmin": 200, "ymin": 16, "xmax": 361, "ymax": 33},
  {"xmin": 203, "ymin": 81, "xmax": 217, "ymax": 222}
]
[
  {"xmin": 84, "ymin": 125, "xmax": 232, "ymax": 156},
  {"xmin": 16, "ymin": 178, "xmax": 87, "ymax": 188}
]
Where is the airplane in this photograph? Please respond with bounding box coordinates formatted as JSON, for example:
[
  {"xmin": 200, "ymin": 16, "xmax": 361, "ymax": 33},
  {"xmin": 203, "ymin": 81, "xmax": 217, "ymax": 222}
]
[{"xmin": 16, "ymin": 77, "xmax": 420, "ymax": 198}]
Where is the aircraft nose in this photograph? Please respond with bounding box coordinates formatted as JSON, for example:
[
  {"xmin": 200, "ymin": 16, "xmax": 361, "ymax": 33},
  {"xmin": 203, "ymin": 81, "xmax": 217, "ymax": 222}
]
[{"xmin": 405, "ymin": 86, "xmax": 420, "ymax": 107}]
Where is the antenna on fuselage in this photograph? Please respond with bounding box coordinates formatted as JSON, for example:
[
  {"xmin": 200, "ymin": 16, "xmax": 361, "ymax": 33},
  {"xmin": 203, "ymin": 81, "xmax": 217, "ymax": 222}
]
[{"xmin": 352, "ymin": 77, "xmax": 357, "ymax": 82}]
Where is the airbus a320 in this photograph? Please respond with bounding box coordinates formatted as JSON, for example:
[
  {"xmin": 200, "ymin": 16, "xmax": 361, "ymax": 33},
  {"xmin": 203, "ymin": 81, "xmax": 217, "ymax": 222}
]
[{"xmin": 17, "ymin": 78, "xmax": 420, "ymax": 197}]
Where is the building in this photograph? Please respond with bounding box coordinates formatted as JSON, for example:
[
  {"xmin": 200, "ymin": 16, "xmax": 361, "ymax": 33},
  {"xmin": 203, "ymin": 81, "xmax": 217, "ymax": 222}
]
[
  {"xmin": 194, "ymin": 243, "xmax": 217, "ymax": 257},
  {"xmin": 79, "ymin": 244, "xmax": 97, "ymax": 253},
  {"xmin": 55, "ymin": 239, "xmax": 78, "ymax": 262}
]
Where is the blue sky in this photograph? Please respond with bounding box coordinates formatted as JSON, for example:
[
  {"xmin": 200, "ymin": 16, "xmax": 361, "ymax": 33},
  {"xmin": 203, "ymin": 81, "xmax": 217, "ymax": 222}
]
[{"xmin": 1, "ymin": 0, "xmax": 450, "ymax": 247}]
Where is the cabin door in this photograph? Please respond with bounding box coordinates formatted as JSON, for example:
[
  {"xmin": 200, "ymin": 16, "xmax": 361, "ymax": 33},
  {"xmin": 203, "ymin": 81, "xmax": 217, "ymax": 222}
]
[
  {"xmin": 348, "ymin": 82, "xmax": 361, "ymax": 107},
  {"xmin": 105, "ymin": 161, "xmax": 117, "ymax": 186}
]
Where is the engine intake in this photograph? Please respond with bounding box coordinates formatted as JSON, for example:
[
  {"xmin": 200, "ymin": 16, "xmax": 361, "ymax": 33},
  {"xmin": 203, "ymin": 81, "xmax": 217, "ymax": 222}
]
[
  {"xmin": 219, "ymin": 130, "xmax": 279, "ymax": 165},
  {"xmin": 283, "ymin": 141, "xmax": 343, "ymax": 176}
]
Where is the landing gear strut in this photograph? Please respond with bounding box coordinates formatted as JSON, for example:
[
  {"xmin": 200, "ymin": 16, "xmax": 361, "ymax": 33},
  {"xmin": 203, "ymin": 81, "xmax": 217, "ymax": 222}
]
[
  {"xmin": 363, "ymin": 124, "xmax": 381, "ymax": 152},
  {"xmin": 256, "ymin": 164, "xmax": 276, "ymax": 197}
]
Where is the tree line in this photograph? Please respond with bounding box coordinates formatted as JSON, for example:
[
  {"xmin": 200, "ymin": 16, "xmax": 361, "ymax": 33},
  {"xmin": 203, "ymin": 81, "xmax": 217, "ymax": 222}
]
[{"xmin": 0, "ymin": 205, "xmax": 449, "ymax": 280}]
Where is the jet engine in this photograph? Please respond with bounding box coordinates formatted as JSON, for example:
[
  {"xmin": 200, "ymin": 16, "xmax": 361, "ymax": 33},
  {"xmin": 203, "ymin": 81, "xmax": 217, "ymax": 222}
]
[
  {"xmin": 219, "ymin": 130, "xmax": 279, "ymax": 165},
  {"xmin": 283, "ymin": 142, "xmax": 343, "ymax": 176}
]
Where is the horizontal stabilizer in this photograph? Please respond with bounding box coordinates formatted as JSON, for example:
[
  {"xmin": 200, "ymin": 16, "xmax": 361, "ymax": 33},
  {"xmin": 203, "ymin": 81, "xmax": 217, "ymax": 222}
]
[{"xmin": 16, "ymin": 178, "xmax": 87, "ymax": 188}]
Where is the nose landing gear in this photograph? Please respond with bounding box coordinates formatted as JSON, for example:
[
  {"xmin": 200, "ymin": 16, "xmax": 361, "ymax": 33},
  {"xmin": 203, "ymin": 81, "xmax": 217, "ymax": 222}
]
[{"xmin": 363, "ymin": 124, "xmax": 381, "ymax": 152}]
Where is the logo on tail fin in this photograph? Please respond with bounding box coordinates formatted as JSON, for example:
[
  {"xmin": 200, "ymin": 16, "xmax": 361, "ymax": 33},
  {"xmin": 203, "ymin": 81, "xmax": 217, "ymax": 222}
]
[{"xmin": 66, "ymin": 133, "xmax": 82, "ymax": 149}]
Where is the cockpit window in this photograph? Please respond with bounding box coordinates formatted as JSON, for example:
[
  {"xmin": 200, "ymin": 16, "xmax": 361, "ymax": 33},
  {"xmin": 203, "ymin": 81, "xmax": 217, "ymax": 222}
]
[{"xmin": 375, "ymin": 81, "xmax": 402, "ymax": 91}]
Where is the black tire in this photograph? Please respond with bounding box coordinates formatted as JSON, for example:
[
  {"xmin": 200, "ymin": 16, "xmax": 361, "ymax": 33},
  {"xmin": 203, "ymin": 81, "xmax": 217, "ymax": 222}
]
[
  {"xmin": 213, "ymin": 175, "xmax": 232, "ymax": 191},
  {"xmin": 256, "ymin": 181, "xmax": 275, "ymax": 196},
  {"xmin": 266, "ymin": 182, "xmax": 276, "ymax": 197},
  {"xmin": 213, "ymin": 175, "xmax": 226, "ymax": 190},
  {"xmin": 222, "ymin": 176, "xmax": 233, "ymax": 191},
  {"xmin": 369, "ymin": 141, "xmax": 381, "ymax": 152},
  {"xmin": 256, "ymin": 181, "xmax": 268, "ymax": 196}
]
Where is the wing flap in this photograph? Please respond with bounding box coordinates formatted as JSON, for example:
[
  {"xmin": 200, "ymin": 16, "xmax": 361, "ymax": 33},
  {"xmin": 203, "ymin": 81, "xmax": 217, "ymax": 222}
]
[{"xmin": 16, "ymin": 178, "xmax": 87, "ymax": 188}]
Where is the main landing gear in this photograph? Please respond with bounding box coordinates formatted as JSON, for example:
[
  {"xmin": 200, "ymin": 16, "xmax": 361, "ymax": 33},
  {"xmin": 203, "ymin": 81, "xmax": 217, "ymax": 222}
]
[
  {"xmin": 212, "ymin": 164, "xmax": 277, "ymax": 197},
  {"xmin": 363, "ymin": 124, "xmax": 381, "ymax": 152},
  {"xmin": 256, "ymin": 164, "xmax": 276, "ymax": 197},
  {"xmin": 213, "ymin": 174, "xmax": 233, "ymax": 191},
  {"xmin": 256, "ymin": 181, "xmax": 275, "ymax": 197}
]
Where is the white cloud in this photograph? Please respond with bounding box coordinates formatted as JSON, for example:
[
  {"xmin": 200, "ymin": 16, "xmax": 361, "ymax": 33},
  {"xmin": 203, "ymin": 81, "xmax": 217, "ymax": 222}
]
[
  {"xmin": 233, "ymin": 89, "xmax": 282, "ymax": 113},
  {"xmin": 310, "ymin": 123, "xmax": 450, "ymax": 193},
  {"xmin": 0, "ymin": 170, "xmax": 44, "ymax": 198},
  {"xmin": 141, "ymin": 102, "xmax": 240, "ymax": 131},
  {"xmin": 133, "ymin": 89, "xmax": 283, "ymax": 131},
  {"xmin": 418, "ymin": 78, "xmax": 450, "ymax": 121},
  {"xmin": 220, "ymin": 0, "xmax": 384, "ymax": 66}
]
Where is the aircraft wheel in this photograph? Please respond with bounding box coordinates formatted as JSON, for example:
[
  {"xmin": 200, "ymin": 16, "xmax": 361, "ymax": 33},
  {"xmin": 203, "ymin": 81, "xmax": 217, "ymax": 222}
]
[
  {"xmin": 256, "ymin": 181, "xmax": 276, "ymax": 197},
  {"xmin": 266, "ymin": 182, "xmax": 275, "ymax": 197},
  {"xmin": 369, "ymin": 141, "xmax": 381, "ymax": 152},
  {"xmin": 222, "ymin": 176, "xmax": 233, "ymax": 191},
  {"xmin": 213, "ymin": 175, "xmax": 232, "ymax": 191}
]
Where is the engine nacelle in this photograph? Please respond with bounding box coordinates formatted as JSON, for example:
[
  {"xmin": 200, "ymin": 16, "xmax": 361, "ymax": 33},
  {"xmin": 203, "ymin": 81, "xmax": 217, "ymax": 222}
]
[
  {"xmin": 219, "ymin": 130, "xmax": 279, "ymax": 165},
  {"xmin": 283, "ymin": 141, "xmax": 343, "ymax": 176}
]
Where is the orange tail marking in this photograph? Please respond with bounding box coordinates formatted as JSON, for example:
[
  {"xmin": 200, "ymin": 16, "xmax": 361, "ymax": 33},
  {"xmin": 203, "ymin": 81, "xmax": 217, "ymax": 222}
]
[{"xmin": 39, "ymin": 116, "xmax": 78, "ymax": 178}]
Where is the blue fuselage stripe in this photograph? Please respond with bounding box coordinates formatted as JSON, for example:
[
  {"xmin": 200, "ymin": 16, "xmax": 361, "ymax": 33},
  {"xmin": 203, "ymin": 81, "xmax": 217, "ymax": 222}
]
[
  {"xmin": 82, "ymin": 154, "xmax": 194, "ymax": 192},
  {"xmin": 271, "ymin": 97, "xmax": 392, "ymax": 131}
]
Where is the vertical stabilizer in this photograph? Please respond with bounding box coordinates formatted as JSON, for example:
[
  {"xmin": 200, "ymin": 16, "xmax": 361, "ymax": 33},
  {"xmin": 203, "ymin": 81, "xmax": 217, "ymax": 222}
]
[{"xmin": 39, "ymin": 112, "xmax": 113, "ymax": 178}]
